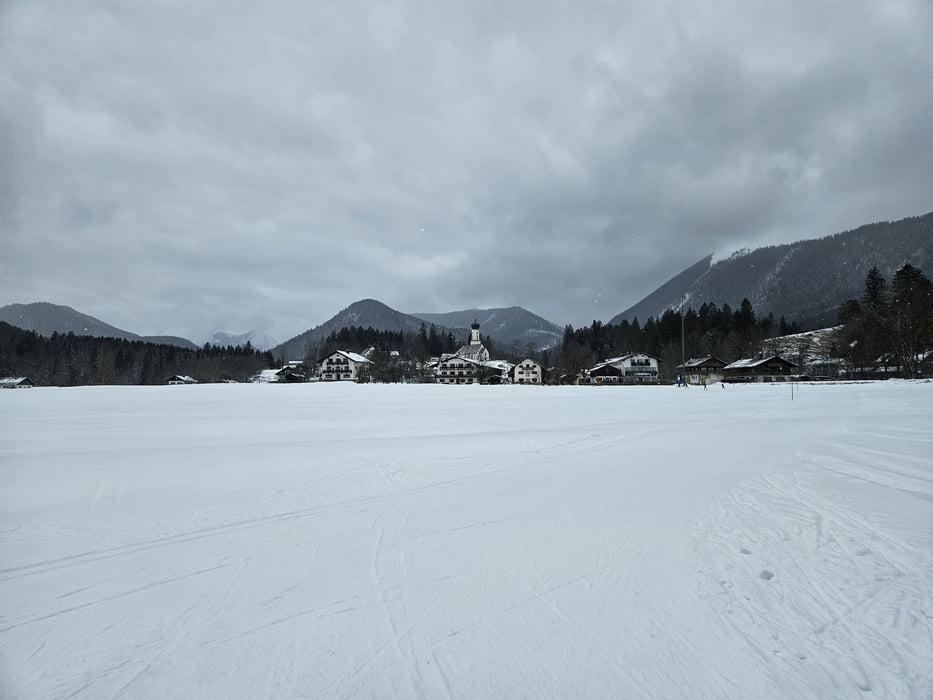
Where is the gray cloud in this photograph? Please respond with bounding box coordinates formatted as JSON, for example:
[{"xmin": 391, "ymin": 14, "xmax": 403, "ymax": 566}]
[{"xmin": 2, "ymin": 0, "xmax": 930, "ymax": 341}]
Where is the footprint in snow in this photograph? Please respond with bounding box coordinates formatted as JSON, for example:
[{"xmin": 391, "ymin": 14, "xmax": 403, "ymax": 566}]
[
  {"xmin": 759, "ymin": 570, "xmax": 775, "ymax": 581},
  {"xmin": 740, "ymin": 548, "xmax": 752, "ymax": 555}
]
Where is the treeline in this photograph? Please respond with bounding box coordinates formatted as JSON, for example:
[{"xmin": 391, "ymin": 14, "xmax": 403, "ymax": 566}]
[
  {"xmin": 557, "ymin": 299, "xmax": 800, "ymax": 378},
  {"xmin": 302, "ymin": 323, "xmax": 495, "ymax": 365},
  {"xmin": 834, "ymin": 264, "xmax": 933, "ymax": 378},
  {"xmin": 0, "ymin": 322, "xmax": 276, "ymax": 386}
]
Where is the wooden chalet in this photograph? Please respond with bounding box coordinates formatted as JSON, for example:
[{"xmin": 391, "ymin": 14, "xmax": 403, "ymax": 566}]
[
  {"xmin": 589, "ymin": 353, "xmax": 661, "ymax": 385},
  {"xmin": 675, "ymin": 356, "xmax": 728, "ymax": 385},
  {"xmin": 0, "ymin": 376, "xmax": 35, "ymax": 388},
  {"xmin": 722, "ymin": 355, "xmax": 798, "ymax": 382},
  {"xmin": 167, "ymin": 375, "xmax": 198, "ymax": 385}
]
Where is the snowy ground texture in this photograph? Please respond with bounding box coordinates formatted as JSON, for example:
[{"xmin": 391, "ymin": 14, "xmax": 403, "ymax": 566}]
[{"xmin": 1, "ymin": 381, "xmax": 931, "ymax": 699}]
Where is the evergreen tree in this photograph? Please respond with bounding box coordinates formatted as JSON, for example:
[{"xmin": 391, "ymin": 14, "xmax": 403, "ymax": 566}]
[{"xmin": 889, "ymin": 264, "xmax": 933, "ymax": 377}]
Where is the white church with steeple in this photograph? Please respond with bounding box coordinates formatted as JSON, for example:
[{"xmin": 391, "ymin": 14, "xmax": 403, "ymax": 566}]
[
  {"xmin": 434, "ymin": 319, "xmax": 492, "ymax": 384},
  {"xmin": 456, "ymin": 319, "xmax": 490, "ymax": 362}
]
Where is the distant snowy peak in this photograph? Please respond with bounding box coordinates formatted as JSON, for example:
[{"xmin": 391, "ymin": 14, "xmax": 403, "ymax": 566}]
[{"xmin": 210, "ymin": 330, "xmax": 279, "ymax": 351}]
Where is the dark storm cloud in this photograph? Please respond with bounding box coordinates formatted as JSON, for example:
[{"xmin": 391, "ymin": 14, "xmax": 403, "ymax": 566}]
[{"xmin": 1, "ymin": 0, "xmax": 930, "ymax": 340}]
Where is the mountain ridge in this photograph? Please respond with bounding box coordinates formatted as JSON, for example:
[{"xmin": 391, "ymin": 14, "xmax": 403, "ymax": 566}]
[
  {"xmin": 610, "ymin": 213, "xmax": 933, "ymax": 327},
  {"xmin": 0, "ymin": 302, "xmax": 198, "ymax": 349},
  {"xmin": 410, "ymin": 307, "xmax": 562, "ymax": 351},
  {"xmin": 271, "ymin": 299, "xmax": 454, "ymax": 361},
  {"xmin": 210, "ymin": 330, "xmax": 280, "ymax": 351},
  {"xmin": 6, "ymin": 213, "xmax": 931, "ymax": 357},
  {"xmin": 270, "ymin": 300, "xmax": 564, "ymax": 362}
]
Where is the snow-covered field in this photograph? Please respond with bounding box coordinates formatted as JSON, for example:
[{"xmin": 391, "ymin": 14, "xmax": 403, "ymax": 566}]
[{"xmin": 1, "ymin": 381, "xmax": 931, "ymax": 699}]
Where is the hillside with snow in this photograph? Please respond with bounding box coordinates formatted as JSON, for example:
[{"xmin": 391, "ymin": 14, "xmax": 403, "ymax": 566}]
[{"xmin": 611, "ymin": 212, "xmax": 933, "ymax": 328}]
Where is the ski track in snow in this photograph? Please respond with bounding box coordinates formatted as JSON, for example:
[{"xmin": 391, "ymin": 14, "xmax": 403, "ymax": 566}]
[{"xmin": 0, "ymin": 381, "xmax": 931, "ymax": 698}]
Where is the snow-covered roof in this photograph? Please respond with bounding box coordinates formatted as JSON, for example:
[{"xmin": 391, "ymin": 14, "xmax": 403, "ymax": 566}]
[
  {"xmin": 440, "ymin": 355, "xmax": 482, "ymax": 367},
  {"xmin": 482, "ymin": 360, "xmax": 513, "ymax": 373},
  {"xmin": 436, "ymin": 355, "xmax": 511, "ymax": 374},
  {"xmin": 255, "ymin": 369, "xmax": 281, "ymax": 383},
  {"xmin": 723, "ymin": 356, "xmax": 797, "ymax": 370},
  {"xmin": 677, "ymin": 356, "xmax": 726, "ymax": 369},
  {"xmin": 591, "ymin": 353, "xmax": 658, "ymax": 372},
  {"xmin": 724, "ymin": 358, "xmax": 765, "ymax": 369},
  {"xmin": 325, "ymin": 350, "xmax": 371, "ymax": 364},
  {"xmin": 169, "ymin": 375, "xmax": 198, "ymax": 383},
  {"xmin": 454, "ymin": 343, "xmax": 486, "ymax": 357},
  {"xmin": 590, "ymin": 359, "xmax": 618, "ymax": 373},
  {"xmin": 0, "ymin": 376, "xmax": 32, "ymax": 387}
]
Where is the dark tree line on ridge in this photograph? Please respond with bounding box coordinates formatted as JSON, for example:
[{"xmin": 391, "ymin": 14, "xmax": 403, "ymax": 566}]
[
  {"xmin": 556, "ymin": 299, "xmax": 801, "ymax": 379},
  {"xmin": 300, "ymin": 323, "xmax": 497, "ymax": 363},
  {"xmin": 302, "ymin": 323, "xmax": 463, "ymax": 364},
  {"xmin": 0, "ymin": 322, "xmax": 276, "ymax": 386}
]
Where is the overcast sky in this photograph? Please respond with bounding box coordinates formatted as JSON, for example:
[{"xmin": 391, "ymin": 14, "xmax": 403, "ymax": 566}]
[{"xmin": 2, "ymin": 1, "xmax": 931, "ymax": 342}]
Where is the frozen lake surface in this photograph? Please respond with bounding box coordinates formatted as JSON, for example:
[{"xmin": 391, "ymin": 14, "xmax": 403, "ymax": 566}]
[{"xmin": 1, "ymin": 381, "xmax": 931, "ymax": 698}]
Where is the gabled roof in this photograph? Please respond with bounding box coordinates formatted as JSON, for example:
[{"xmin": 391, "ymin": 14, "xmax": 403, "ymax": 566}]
[
  {"xmin": 723, "ymin": 355, "xmax": 798, "ymax": 370},
  {"xmin": 437, "ymin": 355, "xmax": 511, "ymax": 372},
  {"xmin": 590, "ymin": 360, "xmax": 621, "ymax": 373},
  {"xmin": 590, "ymin": 352, "xmax": 659, "ymax": 372},
  {"xmin": 0, "ymin": 376, "xmax": 33, "ymax": 386},
  {"xmin": 322, "ymin": 350, "xmax": 371, "ymax": 364},
  {"xmin": 454, "ymin": 343, "xmax": 486, "ymax": 356},
  {"xmin": 676, "ymin": 356, "xmax": 727, "ymax": 369},
  {"xmin": 440, "ymin": 355, "xmax": 486, "ymax": 368},
  {"xmin": 482, "ymin": 360, "xmax": 513, "ymax": 373}
]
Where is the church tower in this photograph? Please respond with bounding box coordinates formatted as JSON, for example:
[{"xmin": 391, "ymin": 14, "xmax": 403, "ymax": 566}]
[{"xmin": 470, "ymin": 319, "xmax": 481, "ymax": 346}]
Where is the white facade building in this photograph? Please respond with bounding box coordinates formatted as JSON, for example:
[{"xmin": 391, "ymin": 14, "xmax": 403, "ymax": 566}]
[
  {"xmin": 589, "ymin": 353, "xmax": 661, "ymax": 384},
  {"xmin": 435, "ymin": 320, "xmax": 492, "ymax": 384},
  {"xmin": 0, "ymin": 376, "xmax": 35, "ymax": 388},
  {"xmin": 512, "ymin": 358, "xmax": 544, "ymax": 384},
  {"xmin": 319, "ymin": 350, "xmax": 372, "ymax": 382},
  {"xmin": 167, "ymin": 375, "xmax": 198, "ymax": 385}
]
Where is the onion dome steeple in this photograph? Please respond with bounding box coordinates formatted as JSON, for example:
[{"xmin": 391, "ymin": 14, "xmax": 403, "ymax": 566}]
[{"xmin": 469, "ymin": 318, "xmax": 481, "ymax": 345}]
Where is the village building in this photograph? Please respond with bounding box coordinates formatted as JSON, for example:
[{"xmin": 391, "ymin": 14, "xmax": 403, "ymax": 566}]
[
  {"xmin": 589, "ymin": 353, "xmax": 661, "ymax": 384},
  {"xmin": 319, "ymin": 350, "xmax": 371, "ymax": 382},
  {"xmin": 0, "ymin": 376, "xmax": 35, "ymax": 389},
  {"xmin": 435, "ymin": 320, "xmax": 494, "ymax": 384},
  {"xmin": 455, "ymin": 320, "xmax": 490, "ymax": 362},
  {"xmin": 675, "ymin": 356, "xmax": 728, "ymax": 385},
  {"xmin": 275, "ymin": 363, "xmax": 310, "ymax": 382},
  {"xmin": 482, "ymin": 360, "xmax": 514, "ymax": 384},
  {"xmin": 436, "ymin": 356, "xmax": 480, "ymax": 384},
  {"xmin": 722, "ymin": 355, "xmax": 798, "ymax": 382},
  {"xmin": 436, "ymin": 356, "xmax": 512, "ymax": 384},
  {"xmin": 512, "ymin": 358, "xmax": 545, "ymax": 384},
  {"xmin": 167, "ymin": 375, "xmax": 198, "ymax": 385}
]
